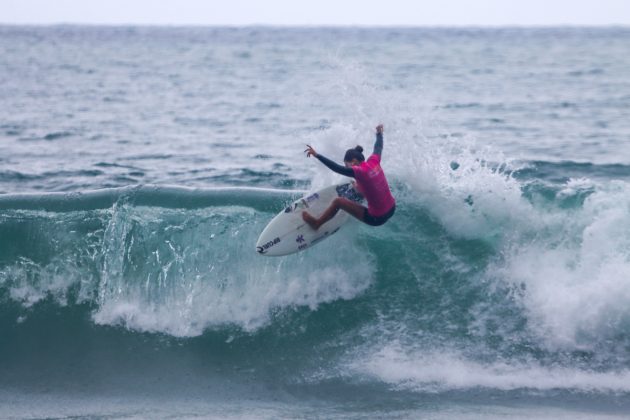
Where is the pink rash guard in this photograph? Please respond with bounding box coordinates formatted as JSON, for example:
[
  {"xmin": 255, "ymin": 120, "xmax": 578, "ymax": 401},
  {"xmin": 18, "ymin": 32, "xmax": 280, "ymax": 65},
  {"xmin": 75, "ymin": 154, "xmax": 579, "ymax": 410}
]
[{"xmin": 353, "ymin": 154, "xmax": 396, "ymax": 217}]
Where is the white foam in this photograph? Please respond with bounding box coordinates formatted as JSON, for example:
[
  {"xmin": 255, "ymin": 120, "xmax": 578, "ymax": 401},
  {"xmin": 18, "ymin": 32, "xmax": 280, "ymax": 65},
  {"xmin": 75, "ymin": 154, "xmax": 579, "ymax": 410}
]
[
  {"xmin": 93, "ymin": 262, "xmax": 372, "ymax": 336},
  {"xmin": 1, "ymin": 256, "xmax": 92, "ymax": 308},
  {"xmin": 489, "ymin": 180, "xmax": 630, "ymax": 349},
  {"xmin": 354, "ymin": 342, "xmax": 630, "ymax": 393}
]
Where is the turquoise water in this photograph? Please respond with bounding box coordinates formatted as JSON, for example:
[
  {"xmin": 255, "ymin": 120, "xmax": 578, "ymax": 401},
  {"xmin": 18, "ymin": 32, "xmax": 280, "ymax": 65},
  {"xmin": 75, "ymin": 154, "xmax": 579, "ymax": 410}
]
[{"xmin": 1, "ymin": 26, "xmax": 630, "ymax": 418}]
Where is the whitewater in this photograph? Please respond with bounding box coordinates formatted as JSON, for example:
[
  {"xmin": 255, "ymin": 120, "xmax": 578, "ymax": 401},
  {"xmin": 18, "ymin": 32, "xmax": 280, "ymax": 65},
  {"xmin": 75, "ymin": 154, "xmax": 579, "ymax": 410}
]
[{"xmin": 1, "ymin": 26, "xmax": 630, "ymax": 418}]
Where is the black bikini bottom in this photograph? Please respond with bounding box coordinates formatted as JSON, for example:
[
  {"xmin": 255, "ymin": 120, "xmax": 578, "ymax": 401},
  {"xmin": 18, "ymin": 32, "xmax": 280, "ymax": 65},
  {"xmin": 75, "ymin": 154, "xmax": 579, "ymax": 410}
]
[{"xmin": 363, "ymin": 205, "xmax": 396, "ymax": 226}]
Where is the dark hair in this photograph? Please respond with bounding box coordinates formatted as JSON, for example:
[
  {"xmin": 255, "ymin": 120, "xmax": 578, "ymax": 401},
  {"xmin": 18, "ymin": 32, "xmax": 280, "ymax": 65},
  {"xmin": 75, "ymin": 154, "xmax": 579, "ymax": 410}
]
[{"xmin": 343, "ymin": 145, "xmax": 365, "ymax": 163}]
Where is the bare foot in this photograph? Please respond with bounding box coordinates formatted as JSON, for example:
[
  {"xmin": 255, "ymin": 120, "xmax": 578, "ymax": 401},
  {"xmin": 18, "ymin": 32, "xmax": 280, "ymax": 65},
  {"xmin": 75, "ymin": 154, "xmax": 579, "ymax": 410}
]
[{"xmin": 302, "ymin": 211, "xmax": 319, "ymax": 230}]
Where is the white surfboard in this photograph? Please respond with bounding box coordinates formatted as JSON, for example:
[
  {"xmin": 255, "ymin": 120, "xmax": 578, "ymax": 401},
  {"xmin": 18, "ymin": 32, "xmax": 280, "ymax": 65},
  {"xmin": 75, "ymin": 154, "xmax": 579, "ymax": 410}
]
[{"xmin": 256, "ymin": 182, "xmax": 363, "ymax": 256}]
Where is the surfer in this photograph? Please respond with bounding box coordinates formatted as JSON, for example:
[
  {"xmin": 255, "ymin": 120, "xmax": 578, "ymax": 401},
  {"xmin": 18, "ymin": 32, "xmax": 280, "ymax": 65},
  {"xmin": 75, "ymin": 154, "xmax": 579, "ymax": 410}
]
[{"xmin": 302, "ymin": 124, "xmax": 396, "ymax": 229}]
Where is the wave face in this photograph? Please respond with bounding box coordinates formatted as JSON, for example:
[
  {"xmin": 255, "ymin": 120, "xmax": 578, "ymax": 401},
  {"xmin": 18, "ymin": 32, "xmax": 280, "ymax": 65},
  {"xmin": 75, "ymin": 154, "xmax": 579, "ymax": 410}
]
[{"xmin": 2, "ymin": 176, "xmax": 630, "ymax": 407}]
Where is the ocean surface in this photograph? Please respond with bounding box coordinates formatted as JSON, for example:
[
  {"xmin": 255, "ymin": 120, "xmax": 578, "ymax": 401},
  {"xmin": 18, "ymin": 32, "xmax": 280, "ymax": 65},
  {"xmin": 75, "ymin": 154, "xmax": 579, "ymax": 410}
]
[{"xmin": 1, "ymin": 25, "xmax": 630, "ymax": 419}]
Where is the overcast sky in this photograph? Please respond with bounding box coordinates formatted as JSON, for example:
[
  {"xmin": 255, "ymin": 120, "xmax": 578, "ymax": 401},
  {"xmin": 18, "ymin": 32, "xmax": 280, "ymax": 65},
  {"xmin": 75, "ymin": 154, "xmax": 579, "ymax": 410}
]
[{"xmin": 4, "ymin": 0, "xmax": 630, "ymax": 26}]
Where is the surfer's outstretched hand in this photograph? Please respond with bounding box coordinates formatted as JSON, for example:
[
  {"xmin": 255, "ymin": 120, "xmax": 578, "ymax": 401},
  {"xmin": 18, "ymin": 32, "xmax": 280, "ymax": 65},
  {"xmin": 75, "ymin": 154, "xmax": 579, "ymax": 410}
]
[
  {"xmin": 305, "ymin": 145, "xmax": 318, "ymax": 158},
  {"xmin": 376, "ymin": 124, "xmax": 384, "ymax": 134}
]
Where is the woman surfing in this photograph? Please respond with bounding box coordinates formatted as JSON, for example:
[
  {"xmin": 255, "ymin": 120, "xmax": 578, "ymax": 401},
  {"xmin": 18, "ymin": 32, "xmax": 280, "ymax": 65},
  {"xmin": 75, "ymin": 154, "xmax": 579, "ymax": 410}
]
[{"xmin": 302, "ymin": 124, "xmax": 396, "ymax": 230}]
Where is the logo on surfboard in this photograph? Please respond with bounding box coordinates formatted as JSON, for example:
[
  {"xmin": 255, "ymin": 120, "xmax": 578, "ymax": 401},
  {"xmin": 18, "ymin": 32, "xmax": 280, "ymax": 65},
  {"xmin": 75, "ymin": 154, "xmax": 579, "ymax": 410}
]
[{"xmin": 256, "ymin": 237, "xmax": 281, "ymax": 254}]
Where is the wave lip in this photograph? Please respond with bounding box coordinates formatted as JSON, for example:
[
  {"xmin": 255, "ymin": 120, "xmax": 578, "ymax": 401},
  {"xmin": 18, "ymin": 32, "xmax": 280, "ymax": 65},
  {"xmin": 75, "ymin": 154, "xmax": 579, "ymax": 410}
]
[{"xmin": 0, "ymin": 184, "xmax": 304, "ymax": 212}]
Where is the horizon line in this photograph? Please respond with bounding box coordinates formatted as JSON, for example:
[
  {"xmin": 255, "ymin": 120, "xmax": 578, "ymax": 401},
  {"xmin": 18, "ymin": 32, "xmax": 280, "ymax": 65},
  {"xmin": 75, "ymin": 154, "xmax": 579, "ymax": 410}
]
[{"xmin": 2, "ymin": 22, "xmax": 630, "ymax": 29}]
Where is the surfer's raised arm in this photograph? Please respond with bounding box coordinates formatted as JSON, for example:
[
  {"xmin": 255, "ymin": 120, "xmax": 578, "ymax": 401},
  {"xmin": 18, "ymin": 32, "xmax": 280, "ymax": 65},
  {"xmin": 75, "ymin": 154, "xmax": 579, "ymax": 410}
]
[
  {"xmin": 373, "ymin": 124, "xmax": 384, "ymax": 157},
  {"xmin": 304, "ymin": 145, "xmax": 355, "ymax": 177}
]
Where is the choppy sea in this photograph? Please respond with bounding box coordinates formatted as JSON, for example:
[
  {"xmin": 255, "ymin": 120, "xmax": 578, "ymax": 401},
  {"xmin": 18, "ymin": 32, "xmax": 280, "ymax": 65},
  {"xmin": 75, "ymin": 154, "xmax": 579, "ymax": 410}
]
[{"xmin": 1, "ymin": 25, "xmax": 630, "ymax": 419}]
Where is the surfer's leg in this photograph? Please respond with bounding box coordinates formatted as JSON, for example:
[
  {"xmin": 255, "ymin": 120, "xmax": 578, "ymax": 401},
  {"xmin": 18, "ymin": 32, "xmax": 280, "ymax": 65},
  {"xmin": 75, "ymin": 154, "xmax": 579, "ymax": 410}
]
[{"xmin": 302, "ymin": 197, "xmax": 365, "ymax": 230}]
